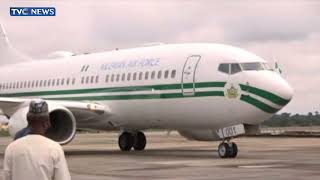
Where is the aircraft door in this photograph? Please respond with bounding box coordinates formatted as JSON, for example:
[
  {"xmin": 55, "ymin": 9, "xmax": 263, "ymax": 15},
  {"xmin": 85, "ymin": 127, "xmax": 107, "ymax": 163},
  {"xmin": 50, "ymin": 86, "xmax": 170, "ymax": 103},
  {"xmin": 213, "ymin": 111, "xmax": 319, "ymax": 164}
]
[{"xmin": 181, "ymin": 55, "xmax": 201, "ymax": 96}]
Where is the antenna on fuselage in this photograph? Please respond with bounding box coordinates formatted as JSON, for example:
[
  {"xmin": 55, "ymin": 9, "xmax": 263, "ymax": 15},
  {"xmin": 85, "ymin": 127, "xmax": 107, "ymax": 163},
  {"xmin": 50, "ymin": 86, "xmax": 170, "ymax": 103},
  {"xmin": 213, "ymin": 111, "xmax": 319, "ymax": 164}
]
[{"xmin": 272, "ymin": 57, "xmax": 282, "ymax": 74}]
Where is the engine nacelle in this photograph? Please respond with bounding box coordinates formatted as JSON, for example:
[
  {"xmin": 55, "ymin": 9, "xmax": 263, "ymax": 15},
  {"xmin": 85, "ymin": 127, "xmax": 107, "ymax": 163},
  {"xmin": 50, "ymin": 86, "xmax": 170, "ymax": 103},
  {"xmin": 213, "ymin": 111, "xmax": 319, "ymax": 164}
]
[
  {"xmin": 178, "ymin": 129, "xmax": 222, "ymax": 141},
  {"xmin": 8, "ymin": 105, "xmax": 76, "ymax": 145}
]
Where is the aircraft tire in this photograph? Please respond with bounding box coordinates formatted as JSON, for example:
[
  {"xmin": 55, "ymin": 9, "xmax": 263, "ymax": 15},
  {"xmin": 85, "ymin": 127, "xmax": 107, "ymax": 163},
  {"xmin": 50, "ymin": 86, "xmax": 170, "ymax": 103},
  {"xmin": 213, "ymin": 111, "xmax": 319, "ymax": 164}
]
[
  {"xmin": 133, "ymin": 131, "xmax": 147, "ymax": 151},
  {"xmin": 229, "ymin": 142, "xmax": 238, "ymax": 158},
  {"xmin": 118, "ymin": 132, "xmax": 134, "ymax": 151},
  {"xmin": 218, "ymin": 142, "xmax": 230, "ymax": 158}
]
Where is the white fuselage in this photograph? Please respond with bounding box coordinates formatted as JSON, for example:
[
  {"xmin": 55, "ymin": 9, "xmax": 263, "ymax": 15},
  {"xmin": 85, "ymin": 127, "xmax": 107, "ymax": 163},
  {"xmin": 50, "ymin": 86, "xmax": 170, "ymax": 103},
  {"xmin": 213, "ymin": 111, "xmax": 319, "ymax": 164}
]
[{"xmin": 0, "ymin": 43, "xmax": 293, "ymax": 131}]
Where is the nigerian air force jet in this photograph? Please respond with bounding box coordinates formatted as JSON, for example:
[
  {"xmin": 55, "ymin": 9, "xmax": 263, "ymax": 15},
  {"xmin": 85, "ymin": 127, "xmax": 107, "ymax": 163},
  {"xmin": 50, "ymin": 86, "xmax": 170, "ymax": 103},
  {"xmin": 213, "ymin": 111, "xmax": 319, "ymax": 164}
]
[{"xmin": 0, "ymin": 24, "xmax": 293, "ymax": 158}]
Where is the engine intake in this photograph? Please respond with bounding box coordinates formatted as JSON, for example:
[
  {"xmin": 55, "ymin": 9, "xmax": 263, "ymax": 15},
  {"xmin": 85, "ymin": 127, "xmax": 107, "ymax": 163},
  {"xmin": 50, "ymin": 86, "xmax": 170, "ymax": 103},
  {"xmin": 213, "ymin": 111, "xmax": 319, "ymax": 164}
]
[{"xmin": 47, "ymin": 108, "xmax": 76, "ymax": 145}]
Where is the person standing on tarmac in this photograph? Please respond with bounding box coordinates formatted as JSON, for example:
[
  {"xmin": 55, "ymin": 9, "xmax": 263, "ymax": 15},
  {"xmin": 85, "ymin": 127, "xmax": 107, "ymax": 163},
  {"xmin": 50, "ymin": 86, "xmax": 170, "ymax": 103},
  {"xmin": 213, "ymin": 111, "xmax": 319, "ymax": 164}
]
[{"xmin": 3, "ymin": 100, "xmax": 71, "ymax": 180}]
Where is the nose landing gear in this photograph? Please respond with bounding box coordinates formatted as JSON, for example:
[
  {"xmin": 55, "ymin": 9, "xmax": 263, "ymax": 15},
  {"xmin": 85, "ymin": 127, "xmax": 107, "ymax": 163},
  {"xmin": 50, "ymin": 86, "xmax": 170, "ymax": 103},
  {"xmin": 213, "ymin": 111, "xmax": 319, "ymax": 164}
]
[
  {"xmin": 218, "ymin": 141, "xmax": 238, "ymax": 158},
  {"xmin": 118, "ymin": 131, "xmax": 147, "ymax": 151}
]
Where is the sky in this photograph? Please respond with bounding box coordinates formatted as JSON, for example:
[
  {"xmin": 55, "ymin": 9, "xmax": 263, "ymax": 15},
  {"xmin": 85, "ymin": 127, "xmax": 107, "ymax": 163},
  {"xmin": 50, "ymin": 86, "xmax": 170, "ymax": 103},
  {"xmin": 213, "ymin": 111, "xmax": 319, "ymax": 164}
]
[{"xmin": 0, "ymin": 0, "xmax": 319, "ymax": 114}]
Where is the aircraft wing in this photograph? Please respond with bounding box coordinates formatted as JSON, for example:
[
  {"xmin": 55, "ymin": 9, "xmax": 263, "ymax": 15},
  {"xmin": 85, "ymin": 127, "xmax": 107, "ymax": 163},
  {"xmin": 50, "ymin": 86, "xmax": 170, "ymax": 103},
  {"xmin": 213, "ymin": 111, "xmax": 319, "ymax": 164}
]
[{"xmin": 0, "ymin": 97, "xmax": 111, "ymax": 117}]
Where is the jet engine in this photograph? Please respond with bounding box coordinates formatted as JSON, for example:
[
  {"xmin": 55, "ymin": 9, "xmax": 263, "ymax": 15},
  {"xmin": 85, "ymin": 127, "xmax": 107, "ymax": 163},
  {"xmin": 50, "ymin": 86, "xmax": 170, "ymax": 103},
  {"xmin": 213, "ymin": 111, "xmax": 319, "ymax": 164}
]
[{"xmin": 8, "ymin": 105, "xmax": 76, "ymax": 145}]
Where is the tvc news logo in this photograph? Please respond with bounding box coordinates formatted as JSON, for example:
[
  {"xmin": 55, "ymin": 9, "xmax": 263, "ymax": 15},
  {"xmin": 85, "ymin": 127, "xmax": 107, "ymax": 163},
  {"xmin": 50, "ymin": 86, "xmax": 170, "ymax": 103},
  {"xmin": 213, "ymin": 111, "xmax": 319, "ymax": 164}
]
[{"xmin": 10, "ymin": 7, "xmax": 56, "ymax": 16}]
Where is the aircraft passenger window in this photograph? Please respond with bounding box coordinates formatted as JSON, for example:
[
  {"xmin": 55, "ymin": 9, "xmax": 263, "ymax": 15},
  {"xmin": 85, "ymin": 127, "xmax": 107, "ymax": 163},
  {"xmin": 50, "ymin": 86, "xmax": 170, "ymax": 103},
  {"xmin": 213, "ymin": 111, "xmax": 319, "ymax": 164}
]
[
  {"xmin": 151, "ymin": 71, "xmax": 155, "ymax": 79},
  {"xmin": 81, "ymin": 77, "xmax": 84, "ymax": 84},
  {"xmin": 43, "ymin": 80, "xmax": 47, "ymax": 87},
  {"xmin": 95, "ymin": 76, "xmax": 99, "ymax": 83},
  {"xmin": 145, "ymin": 72, "xmax": 149, "ymax": 80},
  {"xmin": 116, "ymin": 74, "xmax": 120, "ymax": 82},
  {"xmin": 66, "ymin": 78, "xmax": 70, "ymax": 85},
  {"xmin": 139, "ymin": 72, "xmax": 143, "ymax": 80},
  {"xmin": 105, "ymin": 75, "xmax": 109, "ymax": 83},
  {"xmin": 171, "ymin": 70, "xmax": 176, "ymax": 78},
  {"xmin": 85, "ymin": 76, "xmax": 89, "ymax": 84},
  {"xmin": 218, "ymin": 63, "xmax": 229, "ymax": 74},
  {"xmin": 157, "ymin": 71, "xmax": 162, "ymax": 79},
  {"xmin": 133, "ymin": 72, "xmax": 137, "ymax": 80},
  {"xmin": 72, "ymin": 78, "xmax": 76, "ymax": 85},
  {"xmin": 164, "ymin": 70, "xmax": 169, "ymax": 79},
  {"xmin": 39, "ymin": 80, "xmax": 42, "ymax": 87},
  {"xmin": 62, "ymin": 79, "xmax": 65, "ymax": 86},
  {"xmin": 121, "ymin": 73, "xmax": 126, "ymax": 81},
  {"xmin": 111, "ymin": 74, "xmax": 114, "ymax": 82},
  {"xmin": 52, "ymin": 79, "xmax": 55, "ymax": 86},
  {"xmin": 90, "ymin": 76, "xmax": 94, "ymax": 83},
  {"xmin": 57, "ymin": 79, "xmax": 60, "ymax": 86},
  {"xmin": 127, "ymin": 73, "xmax": 131, "ymax": 81},
  {"xmin": 231, "ymin": 64, "xmax": 242, "ymax": 74},
  {"xmin": 48, "ymin": 80, "xmax": 51, "ymax": 86},
  {"xmin": 20, "ymin": 82, "xmax": 23, "ymax": 88},
  {"xmin": 13, "ymin": 82, "xmax": 15, "ymax": 89}
]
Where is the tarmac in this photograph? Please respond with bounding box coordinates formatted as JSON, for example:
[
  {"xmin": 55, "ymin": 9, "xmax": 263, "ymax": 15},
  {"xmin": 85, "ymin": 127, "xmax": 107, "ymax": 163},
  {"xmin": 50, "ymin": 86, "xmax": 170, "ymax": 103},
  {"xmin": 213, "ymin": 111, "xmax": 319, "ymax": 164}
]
[{"xmin": 1, "ymin": 131, "xmax": 320, "ymax": 180}]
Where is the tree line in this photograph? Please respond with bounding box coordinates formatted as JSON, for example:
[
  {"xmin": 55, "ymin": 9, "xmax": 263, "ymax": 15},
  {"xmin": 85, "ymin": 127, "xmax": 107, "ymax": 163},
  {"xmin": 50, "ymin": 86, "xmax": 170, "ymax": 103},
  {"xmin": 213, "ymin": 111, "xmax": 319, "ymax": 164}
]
[{"xmin": 262, "ymin": 111, "xmax": 320, "ymax": 127}]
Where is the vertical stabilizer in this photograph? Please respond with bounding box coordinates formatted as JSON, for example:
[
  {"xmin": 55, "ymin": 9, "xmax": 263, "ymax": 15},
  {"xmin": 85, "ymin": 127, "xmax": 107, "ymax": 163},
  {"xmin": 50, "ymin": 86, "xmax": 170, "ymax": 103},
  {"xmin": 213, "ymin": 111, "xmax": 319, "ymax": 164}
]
[{"xmin": 0, "ymin": 23, "xmax": 30, "ymax": 65}]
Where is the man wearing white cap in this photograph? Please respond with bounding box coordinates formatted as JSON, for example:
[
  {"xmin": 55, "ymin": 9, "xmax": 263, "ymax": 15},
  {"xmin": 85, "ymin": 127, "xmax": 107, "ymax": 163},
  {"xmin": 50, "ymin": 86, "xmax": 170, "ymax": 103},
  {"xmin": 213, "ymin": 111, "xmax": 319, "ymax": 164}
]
[{"xmin": 3, "ymin": 100, "xmax": 71, "ymax": 180}]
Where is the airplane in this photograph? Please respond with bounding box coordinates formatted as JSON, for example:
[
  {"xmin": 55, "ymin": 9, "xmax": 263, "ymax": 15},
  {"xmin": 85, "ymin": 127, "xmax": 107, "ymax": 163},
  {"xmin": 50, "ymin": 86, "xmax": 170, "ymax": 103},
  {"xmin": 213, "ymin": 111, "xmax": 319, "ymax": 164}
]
[{"xmin": 0, "ymin": 23, "xmax": 293, "ymax": 158}]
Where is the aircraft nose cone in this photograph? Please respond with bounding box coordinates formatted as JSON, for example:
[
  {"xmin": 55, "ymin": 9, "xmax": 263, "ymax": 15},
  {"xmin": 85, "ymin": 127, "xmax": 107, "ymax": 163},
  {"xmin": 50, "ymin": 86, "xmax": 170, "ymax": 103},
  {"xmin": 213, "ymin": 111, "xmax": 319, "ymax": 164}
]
[{"xmin": 279, "ymin": 79, "xmax": 294, "ymax": 104}]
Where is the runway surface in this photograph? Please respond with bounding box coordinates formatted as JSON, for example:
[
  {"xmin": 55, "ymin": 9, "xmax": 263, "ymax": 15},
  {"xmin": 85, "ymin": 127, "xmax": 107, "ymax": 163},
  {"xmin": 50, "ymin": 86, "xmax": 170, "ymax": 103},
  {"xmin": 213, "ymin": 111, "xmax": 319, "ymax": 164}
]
[{"xmin": 1, "ymin": 132, "xmax": 320, "ymax": 179}]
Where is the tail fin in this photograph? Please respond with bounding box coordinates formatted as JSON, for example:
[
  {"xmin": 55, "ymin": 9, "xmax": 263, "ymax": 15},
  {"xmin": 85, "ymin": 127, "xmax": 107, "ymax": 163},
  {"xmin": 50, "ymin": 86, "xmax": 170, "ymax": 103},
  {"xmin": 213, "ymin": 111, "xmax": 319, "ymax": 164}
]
[{"xmin": 0, "ymin": 23, "xmax": 30, "ymax": 65}]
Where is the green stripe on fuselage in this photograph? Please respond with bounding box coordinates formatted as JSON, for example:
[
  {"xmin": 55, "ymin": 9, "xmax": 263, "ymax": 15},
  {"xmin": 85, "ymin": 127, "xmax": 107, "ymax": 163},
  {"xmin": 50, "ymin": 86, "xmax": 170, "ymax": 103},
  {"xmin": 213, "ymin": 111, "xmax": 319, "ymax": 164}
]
[
  {"xmin": 240, "ymin": 95, "xmax": 279, "ymax": 113},
  {"xmin": 0, "ymin": 82, "xmax": 226, "ymax": 97},
  {"xmin": 46, "ymin": 91, "xmax": 225, "ymax": 101},
  {"xmin": 0, "ymin": 81, "xmax": 287, "ymax": 113},
  {"xmin": 239, "ymin": 84, "xmax": 290, "ymax": 106}
]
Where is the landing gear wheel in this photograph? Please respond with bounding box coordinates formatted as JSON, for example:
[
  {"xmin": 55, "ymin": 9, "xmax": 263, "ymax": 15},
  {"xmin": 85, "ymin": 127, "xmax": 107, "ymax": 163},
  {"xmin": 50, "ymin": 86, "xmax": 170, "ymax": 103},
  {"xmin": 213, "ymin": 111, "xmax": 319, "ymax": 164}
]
[
  {"xmin": 229, "ymin": 142, "xmax": 238, "ymax": 158},
  {"xmin": 118, "ymin": 132, "xmax": 134, "ymax": 151},
  {"xmin": 133, "ymin": 131, "xmax": 146, "ymax": 151},
  {"xmin": 218, "ymin": 142, "xmax": 230, "ymax": 158}
]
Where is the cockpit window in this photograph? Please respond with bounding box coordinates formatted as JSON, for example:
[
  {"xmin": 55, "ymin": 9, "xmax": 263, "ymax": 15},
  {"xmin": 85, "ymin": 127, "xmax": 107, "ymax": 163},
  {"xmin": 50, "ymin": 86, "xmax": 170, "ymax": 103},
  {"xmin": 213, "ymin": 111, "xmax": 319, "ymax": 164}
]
[
  {"xmin": 218, "ymin": 63, "xmax": 229, "ymax": 74},
  {"xmin": 240, "ymin": 62, "xmax": 264, "ymax": 71},
  {"xmin": 262, "ymin": 63, "xmax": 273, "ymax": 71},
  {"xmin": 218, "ymin": 63, "xmax": 242, "ymax": 75},
  {"xmin": 231, "ymin": 63, "xmax": 241, "ymax": 74}
]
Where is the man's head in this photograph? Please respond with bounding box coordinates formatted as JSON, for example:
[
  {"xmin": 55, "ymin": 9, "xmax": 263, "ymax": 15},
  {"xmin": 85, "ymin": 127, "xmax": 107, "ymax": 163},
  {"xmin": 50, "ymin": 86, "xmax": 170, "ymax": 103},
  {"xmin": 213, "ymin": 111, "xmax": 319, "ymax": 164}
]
[{"xmin": 27, "ymin": 100, "xmax": 51, "ymax": 135}]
